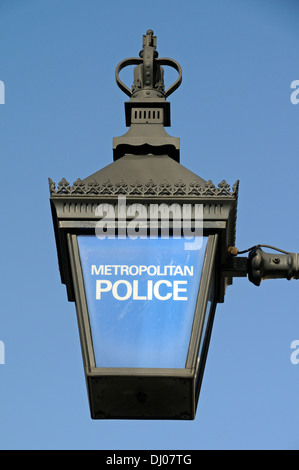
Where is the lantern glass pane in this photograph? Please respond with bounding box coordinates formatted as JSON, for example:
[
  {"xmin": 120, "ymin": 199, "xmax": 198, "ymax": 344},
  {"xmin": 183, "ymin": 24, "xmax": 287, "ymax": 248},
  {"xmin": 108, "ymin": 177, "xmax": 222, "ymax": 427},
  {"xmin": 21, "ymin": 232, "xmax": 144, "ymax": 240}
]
[{"xmin": 78, "ymin": 235, "xmax": 208, "ymax": 368}]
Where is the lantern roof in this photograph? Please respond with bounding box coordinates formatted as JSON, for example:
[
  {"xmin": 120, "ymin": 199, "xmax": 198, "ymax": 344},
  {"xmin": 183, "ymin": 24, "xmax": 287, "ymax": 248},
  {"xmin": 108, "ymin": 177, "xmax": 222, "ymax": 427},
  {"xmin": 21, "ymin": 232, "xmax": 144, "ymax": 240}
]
[{"xmin": 81, "ymin": 153, "xmax": 207, "ymax": 190}]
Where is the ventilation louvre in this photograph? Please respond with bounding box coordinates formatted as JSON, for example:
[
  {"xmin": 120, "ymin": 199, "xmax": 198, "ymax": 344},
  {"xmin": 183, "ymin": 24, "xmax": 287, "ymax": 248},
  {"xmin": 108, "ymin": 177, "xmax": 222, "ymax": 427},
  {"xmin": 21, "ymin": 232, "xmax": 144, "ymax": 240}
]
[{"xmin": 131, "ymin": 108, "xmax": 164, "ymax": 124}]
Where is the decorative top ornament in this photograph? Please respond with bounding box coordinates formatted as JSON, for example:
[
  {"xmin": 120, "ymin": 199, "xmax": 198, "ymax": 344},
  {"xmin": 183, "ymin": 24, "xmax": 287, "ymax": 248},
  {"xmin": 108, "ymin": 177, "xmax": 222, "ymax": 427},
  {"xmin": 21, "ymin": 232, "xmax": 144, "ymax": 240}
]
[
  {"xmin": 115, "ymin": 29, "xmax": 182, "ymax": 100},
  {"xmin": 113, "ymin": 30, "xmax": 182, "ymax": 162},
  {"xmin": 49, "ymin": 177, "xmax": 239, "ymax": 198}
]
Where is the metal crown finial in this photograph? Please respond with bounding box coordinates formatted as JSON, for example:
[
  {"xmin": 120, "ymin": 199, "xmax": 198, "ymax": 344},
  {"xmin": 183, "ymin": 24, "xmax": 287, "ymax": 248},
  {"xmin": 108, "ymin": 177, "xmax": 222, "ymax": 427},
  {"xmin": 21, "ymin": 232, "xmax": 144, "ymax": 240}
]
[
  {"xmin": 115, "ymin": 30, "xmax": 182, "ymax": 99},
  {"xmin": 113, "ymin": 30, "xmax": 182, "ymax": 162}
]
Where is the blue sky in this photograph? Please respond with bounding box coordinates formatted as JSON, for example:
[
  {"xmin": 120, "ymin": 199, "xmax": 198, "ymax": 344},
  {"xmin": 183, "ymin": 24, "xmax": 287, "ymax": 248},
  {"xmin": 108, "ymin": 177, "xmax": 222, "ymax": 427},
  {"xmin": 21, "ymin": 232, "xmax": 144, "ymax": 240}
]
[{"xmin": 0, "ymin": 0, "xmax": 299, "ymax": 450}]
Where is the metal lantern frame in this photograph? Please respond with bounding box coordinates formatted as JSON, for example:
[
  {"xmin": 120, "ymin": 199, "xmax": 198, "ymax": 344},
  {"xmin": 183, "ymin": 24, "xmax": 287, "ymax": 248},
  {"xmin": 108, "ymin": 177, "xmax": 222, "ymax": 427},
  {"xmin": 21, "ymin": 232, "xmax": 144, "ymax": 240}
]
[
  {"xmin": 49, "ymin": 29, "xmax": 241, "ymax": 420},
  {"xmin": 49, "ymin": 169, "xmax": 238, "ymax": 419}
]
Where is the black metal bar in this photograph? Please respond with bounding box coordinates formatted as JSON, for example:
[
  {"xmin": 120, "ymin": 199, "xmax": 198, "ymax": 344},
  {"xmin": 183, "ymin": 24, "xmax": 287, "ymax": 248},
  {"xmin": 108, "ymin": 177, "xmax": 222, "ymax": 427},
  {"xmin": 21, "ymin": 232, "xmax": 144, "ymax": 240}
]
[
  {"xmin": 221, "ymin": 256, "xmax": 248, "ymax": 278},
  {"xmin": 247, "ymin": 247, "xmax": 299, "ymax": 286},
  {"xmin": 222, "ymin": 248, "xmax": 299, "ymax": 287}
]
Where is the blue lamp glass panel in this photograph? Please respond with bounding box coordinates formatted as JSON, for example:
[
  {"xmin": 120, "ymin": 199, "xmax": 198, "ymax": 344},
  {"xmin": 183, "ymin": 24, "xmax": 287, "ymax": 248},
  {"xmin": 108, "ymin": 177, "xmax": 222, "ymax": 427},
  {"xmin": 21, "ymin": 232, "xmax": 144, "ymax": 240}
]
[{"xmin": 78, "ymin": 235, "xmax": 207, "ymax": 368}]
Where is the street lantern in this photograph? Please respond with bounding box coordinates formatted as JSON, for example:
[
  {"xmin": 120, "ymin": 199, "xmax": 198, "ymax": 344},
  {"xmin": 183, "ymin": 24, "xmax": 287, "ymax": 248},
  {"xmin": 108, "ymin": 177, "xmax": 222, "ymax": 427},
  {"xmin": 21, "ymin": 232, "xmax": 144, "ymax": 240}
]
[{"xmin": 49, "ymin": 30, "xmax": 239, "ymax": 419}]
